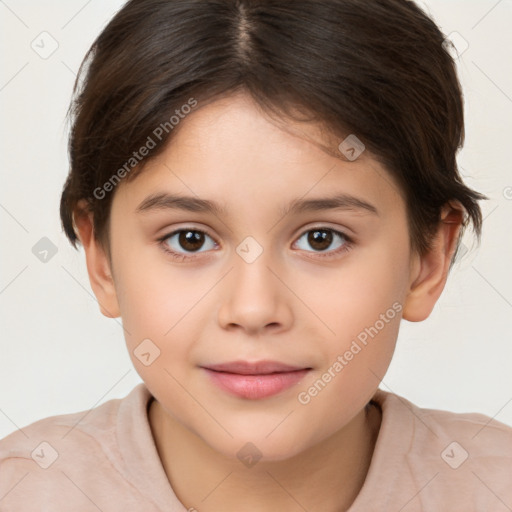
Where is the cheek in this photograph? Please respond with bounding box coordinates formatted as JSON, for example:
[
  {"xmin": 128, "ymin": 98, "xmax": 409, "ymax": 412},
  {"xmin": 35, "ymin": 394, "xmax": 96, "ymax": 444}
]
[
  {"xmin": 294, "ymin": 293, "xmax": 402, "ymax": 444},
  {"xmin": 303, "ymin": 235, "xmax": 408, "ymax": 339},
  {"xmin": 294, "ymin": 232, "xmax": 408, "ymax": 402},
  {"xmin": 114, "ymin": 253, "xmax": 213, "ymax": 380},
  {"xmin": 114, "ymin": 242, "xmax": 195, "ymax": 331}
]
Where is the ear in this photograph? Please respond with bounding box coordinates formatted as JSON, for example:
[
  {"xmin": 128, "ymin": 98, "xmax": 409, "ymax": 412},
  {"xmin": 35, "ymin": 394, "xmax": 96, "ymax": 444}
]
[
  {"xmin": 73, "ymin": 200, "xmax": 121, "ymax": 319},
  {"xmin": 402, "ymin": 201, "xmax": 465, "ymax": 322}
]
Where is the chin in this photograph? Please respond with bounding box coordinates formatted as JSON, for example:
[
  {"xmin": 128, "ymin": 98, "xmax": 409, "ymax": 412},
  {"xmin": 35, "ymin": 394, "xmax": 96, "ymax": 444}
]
[{"xmin": 200, "ymin": 430, "xmax": 311, "ymax": 466}]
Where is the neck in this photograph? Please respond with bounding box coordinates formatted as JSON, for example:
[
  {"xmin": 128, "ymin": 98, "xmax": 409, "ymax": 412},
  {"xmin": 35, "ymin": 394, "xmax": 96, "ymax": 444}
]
[{"xmin": 148, "ymin": 399, "xmax": 381, "ymax": 512}]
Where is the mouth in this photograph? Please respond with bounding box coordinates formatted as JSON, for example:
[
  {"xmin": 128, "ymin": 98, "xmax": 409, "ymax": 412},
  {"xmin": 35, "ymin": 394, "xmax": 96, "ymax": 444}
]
[{"xmin": 200, "ymin": 360, "xmax": 312, "ymax": 400}]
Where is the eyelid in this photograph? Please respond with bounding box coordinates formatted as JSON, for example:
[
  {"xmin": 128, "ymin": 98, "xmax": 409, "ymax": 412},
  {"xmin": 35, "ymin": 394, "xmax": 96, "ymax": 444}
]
[
  {"xmin": 157, "ymin": 223, "xmax": 219, "ymax": 242},
  {"xmin": 294, "ymin": 222, "xmax": 355, "ymax": 239}
]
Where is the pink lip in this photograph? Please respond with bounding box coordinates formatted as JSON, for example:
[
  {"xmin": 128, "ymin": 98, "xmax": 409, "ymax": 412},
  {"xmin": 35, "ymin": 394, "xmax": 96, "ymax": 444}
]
[{"xmin": 200, "ymin": 360, "xmax": 312, "ymax": 400}]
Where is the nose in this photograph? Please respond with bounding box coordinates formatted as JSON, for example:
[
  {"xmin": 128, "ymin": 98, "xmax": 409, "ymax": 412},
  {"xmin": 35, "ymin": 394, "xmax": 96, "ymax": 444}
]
[{"xmin": 216, "ymin": 247, "xmax": 293, "ymax": 336}]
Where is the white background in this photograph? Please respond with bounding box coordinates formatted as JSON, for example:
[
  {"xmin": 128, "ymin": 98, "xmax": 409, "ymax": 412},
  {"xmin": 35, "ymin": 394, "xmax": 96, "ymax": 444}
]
[{"xmin": 1, "ymin": 0, "xmax": 511, "ymax": 439}]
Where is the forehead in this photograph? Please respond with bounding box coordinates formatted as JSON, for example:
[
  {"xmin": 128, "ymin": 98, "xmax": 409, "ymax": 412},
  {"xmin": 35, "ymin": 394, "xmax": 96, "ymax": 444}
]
[{"xmin": 113, "ymin": 92, "xmax": 404, "ymax": 219}]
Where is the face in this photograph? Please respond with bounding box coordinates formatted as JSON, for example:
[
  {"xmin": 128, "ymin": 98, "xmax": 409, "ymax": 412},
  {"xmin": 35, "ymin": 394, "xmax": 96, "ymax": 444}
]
[{"xmin": 107, "ymin": 92, "xmax": 414, "ymax": 460}]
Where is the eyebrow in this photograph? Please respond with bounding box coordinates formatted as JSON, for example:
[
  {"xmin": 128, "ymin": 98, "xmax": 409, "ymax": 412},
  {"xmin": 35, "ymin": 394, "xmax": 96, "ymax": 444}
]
[{"xmin": 135, "ymin": 192, "xmax": 379, "ymax": 217}]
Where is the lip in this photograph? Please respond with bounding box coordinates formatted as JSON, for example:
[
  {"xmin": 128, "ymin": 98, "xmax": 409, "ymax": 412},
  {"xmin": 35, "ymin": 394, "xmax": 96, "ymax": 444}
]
[
  {"xmin": 202, "ymin": 360, "xmax": 308, "ymax": 375},
  {"xmin": 200, "ymin": 360, "xmax": 312, "ymax": 400}
]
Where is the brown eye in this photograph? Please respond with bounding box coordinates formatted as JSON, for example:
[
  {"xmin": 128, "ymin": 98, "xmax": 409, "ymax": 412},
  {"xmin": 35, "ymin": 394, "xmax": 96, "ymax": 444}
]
[
  {"xmin": 294, "ymin": 227, "xmax": 352, "ymax": 258},
  {"xmin": 160, "ymin": 228, "xmax": 217, "ymax": 257},
  {"xmin": 307, "ymin": 229, "xmax": 334, "ymax": 251},
  {"xmin": 177, "ymin": 230, "xmax": 205, "ymax": 252}
]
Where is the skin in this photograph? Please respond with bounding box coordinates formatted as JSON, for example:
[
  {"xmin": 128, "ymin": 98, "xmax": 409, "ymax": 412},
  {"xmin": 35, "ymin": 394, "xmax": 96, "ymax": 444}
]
[{"xmin": 74, "ymin": 91, "xmax": 464, "ymax": 511}]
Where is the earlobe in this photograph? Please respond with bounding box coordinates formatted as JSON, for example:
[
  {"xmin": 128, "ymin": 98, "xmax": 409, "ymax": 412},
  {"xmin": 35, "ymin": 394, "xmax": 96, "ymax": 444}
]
[
  {"xmin": 73, "ymin": 200, "xmax": 121, "ymax": 319},
  {"xmin": 402, "ymin": 202, "xmax": 464, "ymax": 322}
]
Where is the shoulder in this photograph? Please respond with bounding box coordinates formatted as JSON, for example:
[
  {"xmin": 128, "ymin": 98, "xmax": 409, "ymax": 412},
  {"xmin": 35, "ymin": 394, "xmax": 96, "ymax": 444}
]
[
  {"xmin": 368, "ymin": 390, "xmax": 512, "ymax": 510},
  {"xmin": 380, "ymin": 390, "xmax": 512, "ymax": 456},
  {"xmin": 0, "ymin": 383, "xmax": 154, "ymax": 510},
  {"xmin": 0, "ymin": 388, "xmax": 124, "ymax": 462}
]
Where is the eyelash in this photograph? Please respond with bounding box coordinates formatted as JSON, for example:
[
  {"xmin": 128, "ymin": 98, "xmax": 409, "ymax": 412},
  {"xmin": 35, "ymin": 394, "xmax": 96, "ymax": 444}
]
[{"xmin": 157, "ymin": 226, "xmax": 354, "ymax": 262}]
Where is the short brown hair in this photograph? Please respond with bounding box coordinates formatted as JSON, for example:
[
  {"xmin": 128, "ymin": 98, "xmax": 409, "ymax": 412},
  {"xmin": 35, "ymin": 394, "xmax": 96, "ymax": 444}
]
[{"xmin": 60, "ymin": 0, "xmax": 486, "ymax": 263}]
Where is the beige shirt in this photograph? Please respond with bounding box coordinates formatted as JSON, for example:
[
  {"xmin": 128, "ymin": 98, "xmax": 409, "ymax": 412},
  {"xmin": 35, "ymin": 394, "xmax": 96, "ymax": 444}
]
[{"xmin": 1, "ymin": 383, "xmax": 511, "ymax": 511}]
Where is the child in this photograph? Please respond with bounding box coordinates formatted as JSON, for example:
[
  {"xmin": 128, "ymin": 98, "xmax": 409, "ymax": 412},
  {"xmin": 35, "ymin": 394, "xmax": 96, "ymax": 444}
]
[{"xmin": 1, "ymin": 0, "xmax": 511, "ymax": 510}]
